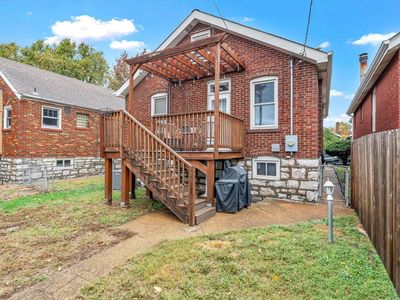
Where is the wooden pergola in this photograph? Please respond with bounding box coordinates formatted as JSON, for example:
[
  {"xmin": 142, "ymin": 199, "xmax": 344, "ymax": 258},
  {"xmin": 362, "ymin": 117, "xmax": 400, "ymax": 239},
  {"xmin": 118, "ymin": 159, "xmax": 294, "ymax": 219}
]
[{"xmin": 125, "ymin": 33, "xmax": 245, "ymax": 154}]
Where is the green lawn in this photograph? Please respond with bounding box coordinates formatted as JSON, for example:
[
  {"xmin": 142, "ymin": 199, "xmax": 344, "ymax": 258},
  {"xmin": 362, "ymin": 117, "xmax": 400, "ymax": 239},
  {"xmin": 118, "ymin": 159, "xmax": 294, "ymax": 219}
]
[
  {"xmin": 79, "ymin": 216, "xmax": 397, "ymax": 300},
  {"xmin": 0, "ymin": 176, "xmax": 161, "ymax": 299}
]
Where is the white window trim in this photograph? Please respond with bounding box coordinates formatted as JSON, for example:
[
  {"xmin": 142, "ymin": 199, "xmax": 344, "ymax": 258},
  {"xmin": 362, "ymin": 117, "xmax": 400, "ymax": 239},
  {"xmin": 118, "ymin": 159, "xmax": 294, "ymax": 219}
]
[
  {"xmin": 151, "ymin": 93, "xmax": 168, "ymax": 116},
  {"xmin": 252, "ymin": 156, "xmax": 280, "ymax": 180},
  {"xmin": 42, "ymin": 106, "xmax": 62, "ymax": 129},
  {"xmin": 55, "ymin": 159, "xmax": 73, "ymax": 169},
  {"xmin": 372, "ymin": 88, "xmax": 376, "ymax": 132},
  {"xmin": 191, "ymin": 29, "xmax": 211, "ymax": 42},
  {"xmin": 207, "ymin": 78, "xmax": 231, "ymax": 114},
  {"xmin": 250, "ymin": 76, "xmax": 278, "ymax": 130},
  {"xmin": 3, "ymin": 106, "xmax": 11, "ymax": 129}
]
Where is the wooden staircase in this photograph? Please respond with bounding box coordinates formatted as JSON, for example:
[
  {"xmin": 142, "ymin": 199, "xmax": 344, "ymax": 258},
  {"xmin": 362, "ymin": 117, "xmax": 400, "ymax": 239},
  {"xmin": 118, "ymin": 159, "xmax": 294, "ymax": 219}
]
[{"xmin": 105, "ymin": 110, "xmax": 216, "ymax": 225}]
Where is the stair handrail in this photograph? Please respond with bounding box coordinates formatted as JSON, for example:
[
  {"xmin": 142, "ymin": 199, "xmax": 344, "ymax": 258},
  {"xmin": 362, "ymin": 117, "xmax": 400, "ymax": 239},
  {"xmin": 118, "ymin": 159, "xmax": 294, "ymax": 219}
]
[{"xmin": 119, "ymin": 110, "xmax": 197, "ymax": 225}]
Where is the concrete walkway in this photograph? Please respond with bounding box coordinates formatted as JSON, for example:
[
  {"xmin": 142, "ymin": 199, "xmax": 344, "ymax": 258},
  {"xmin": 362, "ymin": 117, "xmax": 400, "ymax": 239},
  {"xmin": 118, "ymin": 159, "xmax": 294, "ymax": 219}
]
[
  {"xmin": 322, "ymin": 166, "xmax": 347, "ymax": 204},
  {"xmin": 10, "ymin": 200, "xmax": 353, "ymax": 300}
]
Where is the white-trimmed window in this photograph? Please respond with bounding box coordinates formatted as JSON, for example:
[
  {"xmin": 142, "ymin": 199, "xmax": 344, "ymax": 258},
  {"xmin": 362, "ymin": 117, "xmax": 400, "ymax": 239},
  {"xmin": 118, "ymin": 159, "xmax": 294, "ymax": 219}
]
[
  {"xmin": 372, "ymin": 88, "xmax": 376, "ymax": 132},
  {"xmin": 151, "ymin": 93, "xmax": 168, "ymax": 116},
  {"xmin": 42, "ymin": 106, "xmax": 61, "ymax": 129},
  {"xmin": 76, "ymin": 113, "xmax": 89, "ymax": 128},
  {"xmin": 207, "ymin": 79, "xmax": 231, "ymax": 113},
  {"xmin": 250, "ymin": 76, "xmax": 278, "ymax": 129},
  {"xmin": 252, "ymin": 157, "xmax": 280, "ymax": 180},
  {"xmin": 56, "ymin": 159, "xmax": 72, "ymax": 168},
  {"xmin": 191, "ymin": 29, "xmax": 211, "ymax": 42},
  {"xmin": 3, "ymin": 106, "xmax": 11, "ymax": 129}
]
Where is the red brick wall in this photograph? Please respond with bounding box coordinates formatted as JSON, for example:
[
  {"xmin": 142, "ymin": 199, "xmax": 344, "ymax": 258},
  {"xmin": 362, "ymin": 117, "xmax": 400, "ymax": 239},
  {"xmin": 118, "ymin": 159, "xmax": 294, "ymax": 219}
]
[
  {"xmin": 354, "ymin": 50, "xmax": 400, "ymax": 139},
  {"xmin": 1, "ymin": 77, "xmax": 101, "ymax": 158},
  {"xmin": 129, "ymin": 23, "xmax": 323, "ymax": 159}
]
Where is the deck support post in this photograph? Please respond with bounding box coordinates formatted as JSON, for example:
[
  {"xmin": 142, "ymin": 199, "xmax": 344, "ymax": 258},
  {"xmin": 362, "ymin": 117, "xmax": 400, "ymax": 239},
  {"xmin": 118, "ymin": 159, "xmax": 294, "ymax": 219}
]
[
  {"xmin": 146, "ymin": 187, "xmax": 153, "ymax": 200},
  {"xmin": 121, "ymin": 159, "xmax": 130, "ymax": 207},
  {"xmin": 207, "ymin": 160, "xmax": 216, "ymax": 206},
  {"xmin": 130, "ymin": 172, "xmax": 136, "ymax": 199},
  {"xmin": 213, "ymin": 42, "xmax": 221, "ymax": 155},
  {"xmin": 104, "ymin": 158, "xmax": 113, "ymax": 204}
]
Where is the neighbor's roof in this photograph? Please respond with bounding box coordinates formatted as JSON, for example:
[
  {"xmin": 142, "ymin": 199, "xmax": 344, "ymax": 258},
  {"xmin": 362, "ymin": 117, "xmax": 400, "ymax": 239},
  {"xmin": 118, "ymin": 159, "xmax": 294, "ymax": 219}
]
[
  {"xmin": 115, "ymin": 9, "xmax": 332, "ymax": 117},
  {"xmin": 347, "ymin": 32, "xmax": 400, "ymax": 115},
  {"xmin": 0, "ymin": 57, "xmax": 124, "ymax": 111}
]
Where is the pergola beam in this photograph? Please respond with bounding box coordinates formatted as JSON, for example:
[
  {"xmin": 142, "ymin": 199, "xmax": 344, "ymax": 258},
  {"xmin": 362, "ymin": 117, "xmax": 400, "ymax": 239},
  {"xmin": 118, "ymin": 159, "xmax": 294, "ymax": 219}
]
[
  {"xmin": 184, "ymin": 52, "xmax": 214, "ymax": 74},
  {"xmin": 127, "ymin": 33, "xmax": 227, "ymax": 65},
  {"xmin": 221, "ymin": 42, "xmax": 246, "ymax": 69}
]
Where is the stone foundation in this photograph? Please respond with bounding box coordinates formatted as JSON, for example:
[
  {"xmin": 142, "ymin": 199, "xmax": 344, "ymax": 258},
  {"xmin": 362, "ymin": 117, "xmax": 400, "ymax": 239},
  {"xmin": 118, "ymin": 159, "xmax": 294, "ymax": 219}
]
[
  {"xmin": 0, "ymin": 157, "xmax": 104, "ymax": 184},
  {"xmin": 237, "ymin": 157, "xmax": 322, "ymax": 203}
]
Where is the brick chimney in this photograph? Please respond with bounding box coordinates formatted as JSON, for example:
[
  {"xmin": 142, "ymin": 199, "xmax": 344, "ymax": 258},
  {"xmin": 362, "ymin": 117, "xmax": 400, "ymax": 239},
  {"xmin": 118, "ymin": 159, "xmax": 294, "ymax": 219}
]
[{"xmin": 359, "ymin": 53, "xmax": 368, "ymax": 81}]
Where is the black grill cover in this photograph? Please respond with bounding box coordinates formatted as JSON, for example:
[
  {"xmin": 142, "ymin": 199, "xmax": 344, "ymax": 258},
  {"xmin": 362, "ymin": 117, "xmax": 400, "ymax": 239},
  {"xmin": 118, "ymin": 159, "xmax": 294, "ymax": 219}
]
[{"xmin": 216, "ymin": 161, "xmax": 251, "ymax": 212}]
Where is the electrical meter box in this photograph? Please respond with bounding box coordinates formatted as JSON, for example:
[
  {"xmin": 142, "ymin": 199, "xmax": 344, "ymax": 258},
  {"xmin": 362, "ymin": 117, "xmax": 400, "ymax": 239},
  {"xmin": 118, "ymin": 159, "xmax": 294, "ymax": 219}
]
[{"xmin": 285, "ymin": 135, "xmax": 298, "ymax": 152}]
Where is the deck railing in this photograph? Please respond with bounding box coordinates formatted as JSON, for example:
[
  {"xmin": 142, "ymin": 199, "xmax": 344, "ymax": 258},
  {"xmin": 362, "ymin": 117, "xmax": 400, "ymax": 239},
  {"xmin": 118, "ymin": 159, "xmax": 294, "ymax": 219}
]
[
  {"xmin": 151, "ymin": 111, "xmax": 244, "ymax": 152},
  {"xmin": 103, "ymin": 110, "xmax": 197, "ymax": 225}
]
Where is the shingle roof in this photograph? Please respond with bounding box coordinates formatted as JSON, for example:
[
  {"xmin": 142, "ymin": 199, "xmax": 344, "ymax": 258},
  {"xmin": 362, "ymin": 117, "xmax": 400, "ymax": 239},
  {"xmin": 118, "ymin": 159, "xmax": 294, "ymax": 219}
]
[{"xmin": 0, "ymin": 57, "xmax": 124, "ymax": 111}]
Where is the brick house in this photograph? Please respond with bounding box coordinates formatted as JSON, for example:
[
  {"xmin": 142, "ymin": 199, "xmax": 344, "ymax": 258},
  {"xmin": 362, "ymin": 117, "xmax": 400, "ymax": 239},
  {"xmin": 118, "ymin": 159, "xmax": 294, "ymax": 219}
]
[
  {"xmin": 347, "ymin": 32, "xmax": 400, "ymax": 139},
  {"xmin": 103, "ymin": 10, "xmax": 332, "ymax": 224},
  {"xmin": 0, "ymin": 57, "xmax": 124, "ymax": 183}
]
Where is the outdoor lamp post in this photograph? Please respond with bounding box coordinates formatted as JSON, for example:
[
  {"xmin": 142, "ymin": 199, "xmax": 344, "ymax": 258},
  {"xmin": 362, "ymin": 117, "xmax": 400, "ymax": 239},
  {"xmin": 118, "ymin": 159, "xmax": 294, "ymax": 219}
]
[{"xmin": 324, "ymin": 179, "xmax": 335, "ymax": 243}]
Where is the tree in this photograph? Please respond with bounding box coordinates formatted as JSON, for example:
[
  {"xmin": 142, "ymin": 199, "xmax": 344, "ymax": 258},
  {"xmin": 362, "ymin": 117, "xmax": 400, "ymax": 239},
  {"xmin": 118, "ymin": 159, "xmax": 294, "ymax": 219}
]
[
  {"xmin": 325, "ymin": 138, "xmax": 351, "ymax": 165},
  {"xmin": 108, "ymin": 51, "xmax": 130, "ymax": 91},
  {"xmin": 0, "ymin": 39, "xmax": 109, "ymax": 86}
]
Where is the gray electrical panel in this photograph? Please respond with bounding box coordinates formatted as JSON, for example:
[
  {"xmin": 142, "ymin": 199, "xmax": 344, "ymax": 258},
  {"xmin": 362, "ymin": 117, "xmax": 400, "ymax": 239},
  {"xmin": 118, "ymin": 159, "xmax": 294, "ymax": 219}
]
[
  {"xmin": 271, "ymin": 143, "xmax": 280, "ymax": 152},
  {"xmin": 285, "ymin": 135, "xmax": 298, "ymax": 152}
]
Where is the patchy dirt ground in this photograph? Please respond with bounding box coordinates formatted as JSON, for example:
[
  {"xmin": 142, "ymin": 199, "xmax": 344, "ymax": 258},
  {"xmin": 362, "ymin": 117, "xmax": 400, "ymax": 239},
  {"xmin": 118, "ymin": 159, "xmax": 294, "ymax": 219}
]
[
  {"xmin": 0, "ymin": 176, "xmax": 159, "ymax": 299},
  {"xmin": 0, "ymin": 184, "xmax": 40, "ymax": 201}
]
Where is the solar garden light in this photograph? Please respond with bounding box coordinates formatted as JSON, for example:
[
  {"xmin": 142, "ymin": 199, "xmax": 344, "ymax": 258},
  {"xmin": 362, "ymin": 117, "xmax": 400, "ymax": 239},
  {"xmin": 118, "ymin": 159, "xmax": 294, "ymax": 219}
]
[{"xmin": 324, "ymin": 178, "xmax": 335, "ymax": 243}]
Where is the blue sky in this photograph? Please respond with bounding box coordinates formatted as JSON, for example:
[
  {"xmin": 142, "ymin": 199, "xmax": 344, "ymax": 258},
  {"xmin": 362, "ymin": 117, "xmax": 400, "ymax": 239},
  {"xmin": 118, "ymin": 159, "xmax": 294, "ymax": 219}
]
[{"xmin": 1, "ymin": 0, "xmax": 399, "ymax": 127}]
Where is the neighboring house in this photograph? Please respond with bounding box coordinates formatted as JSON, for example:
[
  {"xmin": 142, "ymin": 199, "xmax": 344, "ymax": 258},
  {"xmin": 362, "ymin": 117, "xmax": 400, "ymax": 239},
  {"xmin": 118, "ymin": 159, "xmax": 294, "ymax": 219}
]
[
  {"xmin": 0, "ymin": 57, "xmax": 124, "ymax": 183},
  {"xmin": 103, "ymin": 9, "xmax": 332, "ymax": 225},
  {"xmin": 347, "ymin": 32, "xmax": 400, "ymax": 139}
]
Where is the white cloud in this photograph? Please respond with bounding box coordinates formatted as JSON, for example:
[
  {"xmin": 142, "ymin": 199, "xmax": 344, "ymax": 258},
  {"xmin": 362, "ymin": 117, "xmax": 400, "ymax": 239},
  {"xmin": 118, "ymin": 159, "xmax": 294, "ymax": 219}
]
[
  {"xmin": 352, "ymin": 32, "xmax": 397, "ymax": 46},
  {"xmin": 324, "ymin": 114, "xmax": 351, "ymax": 128},
  {"xmin": 317, "ymin": 41, "xmax": 330, "ymax": 49},
  {"xmin": 45, "ymin": 15, "xmax": 138, "ymax": 45},
  {"xmin": 330, "ymin": 89, "xmax": 344, "ymax": 97},
  {"xmin": 344, "ymin": 93, "xmax": 355, "ymax": 100},
  {"xmin": 110, "ymin": 40, "xmax": 145, "ymax": 51},
  {"xmin": 242, "ymin": 17, "xmax": 254, "ymax": 22}
]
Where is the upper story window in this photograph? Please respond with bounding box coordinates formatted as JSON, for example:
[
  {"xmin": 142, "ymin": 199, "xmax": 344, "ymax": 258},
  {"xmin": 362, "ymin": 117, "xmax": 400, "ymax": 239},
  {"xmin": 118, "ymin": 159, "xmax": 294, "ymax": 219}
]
[
  {"xmin": 250, "ymin": 76, "xmax": 278, "ymax": 129},
  {"xmin": 76, "ymin": 113, "xmax": 89, "ymax": 128},
  {"xmin": 207, "ymin": 79, "xmax": 231, "ymax": 113},
  {"xmin": 42, "ymin": 106, "xmax": 61, "ymax": 129},
  {"xmin": 3, "ymin": 106, "xmax": 11, "ymax": 129},
  {"xmin": 151, "ymin": 93, "xmax": 168, "ymax": 116},
  {"xmin": 191, "ymin": 29, "xmax": 211, "ymax": 42}
]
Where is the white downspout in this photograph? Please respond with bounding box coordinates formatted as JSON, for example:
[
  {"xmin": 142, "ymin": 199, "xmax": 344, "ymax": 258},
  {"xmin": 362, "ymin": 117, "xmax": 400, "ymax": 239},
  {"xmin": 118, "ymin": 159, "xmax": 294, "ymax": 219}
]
[{"xmin": 290, "ymin": 58, "xmax": 294, "ymax": 136}]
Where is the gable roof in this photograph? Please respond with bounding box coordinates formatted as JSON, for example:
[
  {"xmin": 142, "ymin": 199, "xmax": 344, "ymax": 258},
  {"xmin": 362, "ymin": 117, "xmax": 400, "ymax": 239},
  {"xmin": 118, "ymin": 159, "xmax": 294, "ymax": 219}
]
[
  {"xmin": 347, "ymin": 32, "xmax": 400, "ymax": 115},
  {"xmin": 116, "ymin": 10, "xmax": 332, "ymax": 117},
  {"xmin": 0, "ymin": 57, "xmax": 124, "ymax": 111}
]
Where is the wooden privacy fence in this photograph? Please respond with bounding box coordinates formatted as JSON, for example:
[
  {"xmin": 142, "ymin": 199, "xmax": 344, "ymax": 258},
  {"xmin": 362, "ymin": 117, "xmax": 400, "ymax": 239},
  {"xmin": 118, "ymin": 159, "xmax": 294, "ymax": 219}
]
[{"xmin": 352, "ymin": 128, "xmax": 400, "ymax": 292}]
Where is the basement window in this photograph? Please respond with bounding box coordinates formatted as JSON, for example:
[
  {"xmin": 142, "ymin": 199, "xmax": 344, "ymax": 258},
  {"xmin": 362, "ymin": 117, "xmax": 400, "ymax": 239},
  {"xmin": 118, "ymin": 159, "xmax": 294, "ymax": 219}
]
[
  {"xmin": 56, "ymin": 159, "xmax": 71, "ymax": 168},
  {"xmin": 76, "ymin": 113, "xmax": 89, "ymax": 128},
  {"xmin": 3, "ymin": 106, "xmax": 11, "ymax": 129},
  {"xmin": 42, "ymin": 106, "xmax": 61, "ymax": 129},
  {"xmin": 252, "ymin": 157, "xmax": 280, "ymax": 180},
  {"xmin": 191, "ymin": 29, "xmax": 211, "ymax": 42}
]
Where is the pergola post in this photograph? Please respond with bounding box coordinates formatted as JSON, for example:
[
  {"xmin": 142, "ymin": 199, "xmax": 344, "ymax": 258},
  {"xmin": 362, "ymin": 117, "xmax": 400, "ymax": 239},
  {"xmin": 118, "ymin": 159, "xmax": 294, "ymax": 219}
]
[
  {"xmin": 128, "ymin": 64, "xmax": 140, "ymax": 115},
  {"xmin": 213, "ymin": 42, "xmax": 221, "ymax": 154}
]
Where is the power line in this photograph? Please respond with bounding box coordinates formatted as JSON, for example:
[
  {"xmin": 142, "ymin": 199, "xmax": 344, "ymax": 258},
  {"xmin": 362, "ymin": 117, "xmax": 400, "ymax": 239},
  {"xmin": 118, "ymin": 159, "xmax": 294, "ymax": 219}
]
[
  {"xmin": 301, "ymin": 0, "xmax": 313, "ymax": 57},
  {"xmin": 212, "ymin": 0, "xmax": 229, "ymax": 30}
]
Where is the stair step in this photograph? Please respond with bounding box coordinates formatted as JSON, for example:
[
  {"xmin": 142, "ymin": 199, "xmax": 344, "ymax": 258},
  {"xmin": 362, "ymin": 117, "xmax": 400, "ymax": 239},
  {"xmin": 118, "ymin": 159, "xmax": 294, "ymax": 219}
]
[
  {"xmin": 195, "ymin": 206, "xmax": 216, "ymax": 225},
  {"xmin": 195, "ymin": 198, "xmax": 208, "ymax": 210}
]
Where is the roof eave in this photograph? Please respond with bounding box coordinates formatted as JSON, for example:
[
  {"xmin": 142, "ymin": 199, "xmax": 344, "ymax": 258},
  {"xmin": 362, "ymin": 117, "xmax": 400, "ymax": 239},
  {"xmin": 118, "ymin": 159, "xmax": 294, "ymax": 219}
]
[
  {"xmin": 0, "ymin": 70, "xmax": 21, "ymax": 99},
  {"xmin": 347, "ymin": 32, "xmax": 400, "ymax": 115}
]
